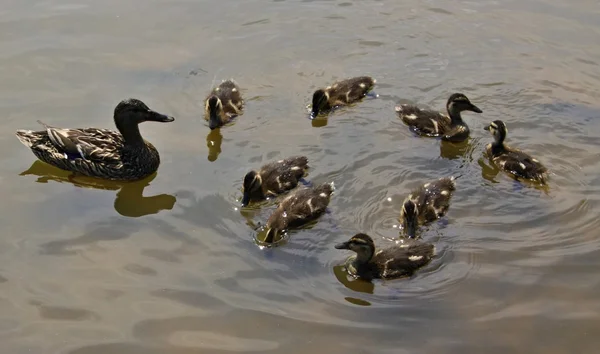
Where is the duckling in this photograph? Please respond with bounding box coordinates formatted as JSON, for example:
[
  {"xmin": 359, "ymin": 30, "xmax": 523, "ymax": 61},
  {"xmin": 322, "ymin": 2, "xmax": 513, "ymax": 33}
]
[
  {"xmin": 400, "ymin": 176, "xmax": 456, "ymax": 238},
  {"xmin": 484, "ymin": 120, "xmax": 548, "ymax": 184},
  {"xmin": 310, "ymin": 76, "xmax": 376, "ymax": 119},
  {"xmin": 395, "ymin": 93, "xmax": 482, "ymax": 142},
  {"xmin": 241, "ymin": 156, "xmax": 309, "ymax": 206},
  {"xmin": 264, "ymin": 182, "xmax": 334, "ymax": 243},
  {"xmin": 335, "ymin": 233, "xmax": 434, "ymax": 280},
  {"xmin": 204, "ymin": 79, "xmax": 244, "ymax": 130},
  {"xmin": 15, "ymin": 99, "xmax": 175, "ymax": 181}
]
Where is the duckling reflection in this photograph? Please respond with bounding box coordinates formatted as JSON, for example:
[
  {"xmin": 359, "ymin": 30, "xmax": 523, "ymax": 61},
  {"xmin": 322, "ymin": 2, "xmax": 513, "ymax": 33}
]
[
  {"xmin": 20, "ymin": 160, "xmax": 176, "ymax": 217},
  {"xmin": 333, "ymin": 263, "xmax": 375, "ymax": 295},
  {"xmin": 335, "ymin": 233, "xmax": 434, "ymax": 281},
  {"xmin": 206, "ymin": 128, "xmax": 223, "ymax": 162},
  {"xmin": 439, "ymin": 139, "xmax": 473, "ymax": 160}
]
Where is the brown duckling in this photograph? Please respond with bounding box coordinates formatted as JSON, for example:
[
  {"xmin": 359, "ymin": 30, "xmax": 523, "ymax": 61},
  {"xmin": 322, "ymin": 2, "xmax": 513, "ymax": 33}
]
[
  {"xmin": 241, "ymin": 156, "xmax": 309, "ymax": 207},
  {"xmin": 484, "ymin": 120, "xmax": 548, "ymax": 184},
  {"xmin": 204, "ymin": 79, "xmax": 244, "ymax": 130},
  {"xmin": 395, "ymin": 93, "xmax": 482, "ymax": 142},
  {"xmin": 310, "ymin": 76, "xmax": 376, "ymax": 119},
  {"xmin": 264, "ymin": 182, "xmax": 334, "ymax": 243},
  {"xmin": 335, "ymin": 233, "xmax": 434, "ymax": 281},
  {"xmin": 400, "ymin": 176, "xmax": 456, "ymax": 238}
]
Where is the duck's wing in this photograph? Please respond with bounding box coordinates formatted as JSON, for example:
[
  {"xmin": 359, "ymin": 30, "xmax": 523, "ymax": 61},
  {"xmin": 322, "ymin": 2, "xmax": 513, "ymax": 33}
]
[
  {"xmin": 495, "ymin": 150, "xmax": 547, "ymax": 182},
  {"xmin": 396, "ymin": 105, "xmax": 451, "ymax": 137},
  {"xmin": 37, "ymin": 121, "xmax": 124, "ymax": 164},
  {"xmin": 261, "ymin": 156, "xmax": 310, "ymax": 194},
  {"xmin": 373, "ymin": 243, "xmax": 434, "ymax": 279}
]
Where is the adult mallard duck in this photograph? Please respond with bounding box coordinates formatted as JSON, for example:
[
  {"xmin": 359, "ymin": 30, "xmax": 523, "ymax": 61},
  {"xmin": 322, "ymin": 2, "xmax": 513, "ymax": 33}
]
[
  {"xmin": 264, "ymin": 182, "xmax": 334, "ymax": 243},
  {"xmin": 310, "ymin": 76, "xmax": 376, "ymax": 119},
  {"xmin": 400, "ymin": 176, "xmax": 456, "ymax": 238},
  {"xmin": 395, "ymin": 93, "xmax": 482, "ymax": 142},
  {"xmin": 241, "ymin": 156, "xmax": 309, "ymax": 206},
  {"xmin": 205, "ymin": 79, "xmax": 244, "ymax": 130},
  {"xmin": 15, "ymin": 98, "xmax": 175, "ymax": 181},
  {"xmin": 484, "ymin": 120, "xmax": 548, "ymax": 184},
  {"xmin": 335, "ymin": 233, "xmax": 434, "ymax": 281}
]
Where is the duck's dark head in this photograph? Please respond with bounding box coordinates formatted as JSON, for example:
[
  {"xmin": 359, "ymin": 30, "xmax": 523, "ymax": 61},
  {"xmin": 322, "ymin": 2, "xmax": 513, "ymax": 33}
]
[
  {"xmin": 241, "ymin": 170, "xmax": 262, "ymax": 207},
  {"xmin": 484, "ymin": 120, "xmax": 507, "ymax": 144},
  {"xmin": 446, "ymin": 93, "xmax": 482, "ymax": 116},
  {"xmin": 335, "ymin": 233, "xmax": 376, "ymax": 262},
  {"xmin": 206, "ymin": 95, "xmax": 223, "ymax": 130},
  {"xmin": 401, "ymin": 198, "xmax": 419, "ymax": 238},
  {"xmin": 114, "ymin": 99, "xmax": 175, "ymax": 125},
  {"xmin": 310, "ymin": 89, "xmax": 329, "ymax": 119}
]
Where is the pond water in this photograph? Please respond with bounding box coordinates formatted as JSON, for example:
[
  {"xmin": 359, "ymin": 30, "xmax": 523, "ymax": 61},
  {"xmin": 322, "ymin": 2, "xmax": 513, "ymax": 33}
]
[{"xmin": 1, "ymin": 0, "xmax": 600, "ymax": 353}]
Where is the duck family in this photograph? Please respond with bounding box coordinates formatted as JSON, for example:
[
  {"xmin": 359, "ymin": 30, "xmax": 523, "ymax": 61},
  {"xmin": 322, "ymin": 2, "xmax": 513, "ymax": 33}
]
[{"xmin": 15, "ymin": 75, "xmax": 550, "ymax": 283}]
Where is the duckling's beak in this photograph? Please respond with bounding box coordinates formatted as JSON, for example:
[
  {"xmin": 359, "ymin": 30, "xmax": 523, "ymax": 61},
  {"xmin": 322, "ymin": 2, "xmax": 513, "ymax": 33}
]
[
  {"xmin": 404, "ymin": 219, "xmax": 418, "ymax": 239},
  {"xmin": 334, "ymin": 241, "xmax": 350, "ymax": 250},
  {"xmin": 241, "ymin": 193, "xmax": 251, "ymax": 207},
  {"xmin": 148, "ymin": 109, "xmax": 175, "ymax": 123},
  {"xmin": 469, "ymin": 104, "xmax": 483, "ymax": 114},
  {"xmin": 483, "ymin": 125, "xmax": 491, "ymax": 131}
]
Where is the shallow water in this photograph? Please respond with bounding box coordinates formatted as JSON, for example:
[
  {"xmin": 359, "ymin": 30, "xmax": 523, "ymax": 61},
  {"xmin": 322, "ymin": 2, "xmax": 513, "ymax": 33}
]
[{"xmin": 1, "ymin": 0, "xmax": 600, "ymax": 353}]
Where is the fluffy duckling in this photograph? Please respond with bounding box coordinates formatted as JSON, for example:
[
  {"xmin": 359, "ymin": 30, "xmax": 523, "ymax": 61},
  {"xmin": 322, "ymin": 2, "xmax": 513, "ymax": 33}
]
[
  {"xmin": 264, "ymin": 182, "xmax": 334, "ymax": 243},
  {"xmin": 204, "ymin": 79, "xmax": 244, "ymax": 130},
  {"xmin": 310, "ymin": 76, "xmax": 376, "ymax": 119},
  {"xmin": 396, "ymin": 93, "xmax": 482, "ymax": 142},
  {"xmin": 15, "ymin": 99, "xmax": 174, "ymax": 181},
  {"xmin": 335, "ymin": 233, "xmax": 434, "ymax": 280},
  {"xmin": 400, "ymin": 176, "xmax": 456, "ymax": 238},
  {"xmin": 241, "ymin": 156, "xmax": 309, "ymax": 206},
  {"xmin": 484, "ymin": 120, "xmax": 548, "ymax": 184}
]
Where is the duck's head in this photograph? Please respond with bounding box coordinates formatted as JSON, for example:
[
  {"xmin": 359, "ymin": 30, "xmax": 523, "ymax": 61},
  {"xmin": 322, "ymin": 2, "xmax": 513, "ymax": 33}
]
[
  {"xmin": 206, "ymin": 95, "xmax": 224, "ymax": 130},
  {"xmin": 335, "ymin": 233, "xmax": 376, "ymax": 262},
  {"xmin": 114, "ymin": 99, "xmax": 175, "ymax": 126},
  {"xmin": 484, "ymin": 120, "xmax": 507, "ymax": 143},
  {"xmin": 310, "ymin": 89, "xmax": 329, "ymax": 119},
  {"xmin": 446, "ymin": 93, "xmax": 482, "ymax": 115},
  {"xmin": 401, "ymin": 198, "xmax": 419, "ymax": 238},
  {"xmin": 241, "ymin": 170, "xmax": 262, "ymax": 207}
]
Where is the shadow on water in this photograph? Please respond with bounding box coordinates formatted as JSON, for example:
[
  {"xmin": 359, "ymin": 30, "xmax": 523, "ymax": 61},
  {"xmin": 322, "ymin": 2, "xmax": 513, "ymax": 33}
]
[
  {"xmin": 19, "ymin": 161, "xmax": 176, "ymax": 217},
  {"xmin": 206, "ymin": 128, "xmax": 223, "ymax": 162}
]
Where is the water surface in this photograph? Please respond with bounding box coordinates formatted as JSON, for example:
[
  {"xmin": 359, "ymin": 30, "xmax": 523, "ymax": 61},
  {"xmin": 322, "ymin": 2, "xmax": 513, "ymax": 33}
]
[{"xmin": 1, "ymin": 0, "xmax": 600, "ymax": 353}]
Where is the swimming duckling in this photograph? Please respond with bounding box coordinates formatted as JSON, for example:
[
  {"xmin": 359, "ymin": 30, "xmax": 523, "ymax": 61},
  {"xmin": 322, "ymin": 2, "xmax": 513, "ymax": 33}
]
[
  {"xmin": 310, "ymin": 76, "xmax": 376, "ymax": 119},
  {"xmin": 15, "ymin": 99, "xmax": 175, "ymax": 180},
  {"xmin": 484, "ymin": 120, "xmax": 548, "ymax": 184},
  {"xmin": 264, "ymin": 182, "xmax": 334, "ymax": 243},
  {"xmin": 400, "ymin": 176, "xmax": 456, "ymax": 238},
  {"xmin": 396, "ymin": 93, "xmax": 482, "ymax": 142},
  {"xmin": 335, "ymin": 233, "xmax": 434, "ymax": 280},
  {"xmin": 241, "ymin": 156, "xmax": 309, "ymax": 206},
  {"xmin": 204, "ymin": 79, "xmax": 244, "ymax": 130}
]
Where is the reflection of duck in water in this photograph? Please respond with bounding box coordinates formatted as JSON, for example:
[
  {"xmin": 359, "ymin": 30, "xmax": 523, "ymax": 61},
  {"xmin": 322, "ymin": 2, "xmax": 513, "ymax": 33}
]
[
  {"xmin": 20, "ymin": 161, "xmax": 176, "ymax": 217},
  {"xmin": 335, "ymin": 233, "xmax": 434, "ymax": 281},
  {"xmin": 206, "ymin": 128, "xmax": 223, "ymax": 162},
  {"xmin": 15, "ymin": 99, "xmax": 175, "ymax": 180}
]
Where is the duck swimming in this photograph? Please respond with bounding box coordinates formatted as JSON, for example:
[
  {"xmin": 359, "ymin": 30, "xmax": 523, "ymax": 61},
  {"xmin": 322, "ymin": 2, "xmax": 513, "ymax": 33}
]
[
  {"xmin": 484, "ymin": 120, "xmax": 548, "ymax": 184},
  {"xmin": 396, "ymin": 93, "xmax": 482, "ymax": 142},
  {"xmin": 400, "ymin": 176, "xmax": 456, "ymax": 238},
  {"xmin": 310, "ymin": 76, "xmax": 376, "ymax": 119},
  {"xmin": 335, "ymin": 233, "xmax": 434, "ymax": 280},
  {"xmin": 205, "ymin": 79, "xmax": 244, "ymax": 130},
  {"xmin": 15, "ymin": 98, "xmax": 174, "ymax": 181},
  {"xmin": 241, "ymin": 156, "xmax": 309, "ymax": 207},
  {"xmin": 264, "ymin": 182, "xmax": 334, "ymax": 243}
]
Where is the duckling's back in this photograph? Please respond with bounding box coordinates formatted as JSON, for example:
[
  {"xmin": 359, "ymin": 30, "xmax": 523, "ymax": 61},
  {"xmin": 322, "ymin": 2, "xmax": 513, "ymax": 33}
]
[
  {"xmin": 413, "ymin": 177, "xmax": 456, "ymax": 222},
  {"xmin": 369, "ymin": 242, "xmax": 434, "ymax": 279}
]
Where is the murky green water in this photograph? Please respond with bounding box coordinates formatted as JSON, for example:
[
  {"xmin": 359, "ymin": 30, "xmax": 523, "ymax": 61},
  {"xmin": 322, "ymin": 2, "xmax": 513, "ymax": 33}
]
[{"xmin": 1, "ymin": 0, "xmax": 600, "ymax": 353}]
